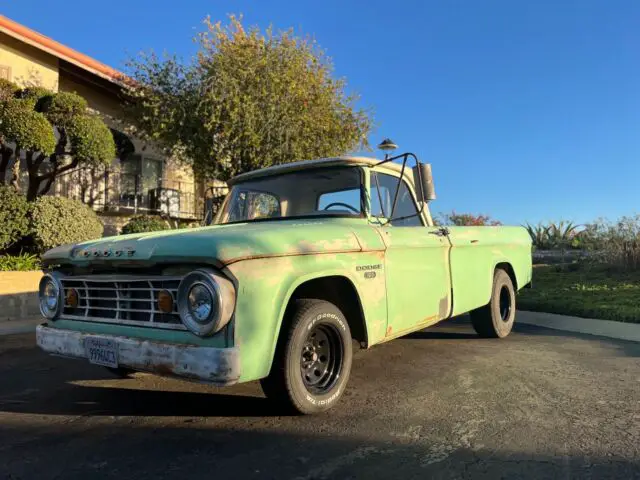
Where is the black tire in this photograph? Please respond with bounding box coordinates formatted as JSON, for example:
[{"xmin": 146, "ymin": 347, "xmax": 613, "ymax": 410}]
[
  {"xmin": 104, "ymin": 367, "xmax": 135, "ymax": 378},
  {"xmin": 470, "ymin": 269, "xmax": 516, "ymax": 338},
  {"xmin": 260, "ymin": 299, "xmax": 353, "ymax": 414}
]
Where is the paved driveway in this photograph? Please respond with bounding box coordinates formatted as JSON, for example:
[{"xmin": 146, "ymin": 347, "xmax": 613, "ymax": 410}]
[{"xmin": 1, "ymin": 317, "xmax": 639, "ymax": 479}]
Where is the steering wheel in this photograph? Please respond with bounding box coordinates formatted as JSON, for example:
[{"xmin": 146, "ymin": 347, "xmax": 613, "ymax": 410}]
[{"xmin": 322, "ymin": 202, "xmax": 360, "ymax": 214}]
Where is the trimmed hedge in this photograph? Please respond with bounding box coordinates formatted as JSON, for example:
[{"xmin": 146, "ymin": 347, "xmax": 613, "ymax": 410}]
[
  {"xmin": 30, "ymin": 196, "xmax": 104, "ymax": 252},
  {"xmin": 121, "ymin": 215, "xmax": 169, "ymax": 235},
  {"xmin": 0, "ymin": 186, "xmax": 30, "ymax": 251}
]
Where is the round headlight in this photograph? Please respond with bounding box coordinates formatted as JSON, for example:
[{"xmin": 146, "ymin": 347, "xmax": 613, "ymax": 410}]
[
  {"xmin": 177, "ymin": 269, "xmax": 235, "ymax": 337},
  {"xmin": 39, "ymin": 273, "xmax": 63, "ymax": 320},
  {"xmin": 187, "ymin": 284, "xmax": 214, "ymax": 323}
]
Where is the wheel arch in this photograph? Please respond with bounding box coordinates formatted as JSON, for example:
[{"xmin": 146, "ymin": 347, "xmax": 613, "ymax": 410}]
[
  {"xmin": 276, "ymin": 272, "xmax": 369, "ymax": 352},
  {"xmin": 494, "ymin": 261, "xmax": 518, "ymax": 290}
]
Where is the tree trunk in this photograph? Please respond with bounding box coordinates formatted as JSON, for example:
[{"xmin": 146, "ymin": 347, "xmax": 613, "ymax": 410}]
[
  {"xmin": 10, "ymin": 155, "xmax": 21, "ymax": 192},
  {"xmin": 0, "ymin": 145, "xmax": 13, "ymax": 185}
]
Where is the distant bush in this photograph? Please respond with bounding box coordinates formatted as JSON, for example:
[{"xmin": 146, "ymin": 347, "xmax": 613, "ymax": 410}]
[
  {"xmin": 0, "ymin": 186, "xmax": 30, "ymax": 252},
  {"xmin": 30, "ymin": 196, "xmax": 103, "ymax": 253},
  {"xmin": 121, "ymin": 215, "xmax": 169, "ymax": 235},
  {"xmin": 0, "ymin": 252, "xmax": 41, "ymax": 271},
  {"xmin": 525, "ymin": 221, "xmax": 583, "ymax": 250},
  {"xmin": 441, "ymin": 211, "xmax": 502, "ymax": 226},
  {"xmin": 581, "ymin": 216, "xmax": 640, "ymax": 271}
]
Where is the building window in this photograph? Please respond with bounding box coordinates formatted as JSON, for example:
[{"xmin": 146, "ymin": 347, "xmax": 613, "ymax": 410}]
[{"xmin": 118, "ymin": 154, "xmax": 164, "ymax": 211}]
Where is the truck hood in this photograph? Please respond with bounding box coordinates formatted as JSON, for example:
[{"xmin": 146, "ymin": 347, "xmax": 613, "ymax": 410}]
[{"xmin": 42, "ymin": 219, "xmax": 365, "ymax": 268}]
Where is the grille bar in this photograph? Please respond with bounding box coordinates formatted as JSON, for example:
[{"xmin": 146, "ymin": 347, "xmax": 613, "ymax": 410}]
[{"xmin": 61, "ymin": 275, "xmax": 185, "ymax": 330}]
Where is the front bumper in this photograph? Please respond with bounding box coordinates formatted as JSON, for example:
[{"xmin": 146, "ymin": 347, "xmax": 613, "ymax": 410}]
[{"xmin": 36, "ymin": 324, "xmax": 240, "ymax": 385}]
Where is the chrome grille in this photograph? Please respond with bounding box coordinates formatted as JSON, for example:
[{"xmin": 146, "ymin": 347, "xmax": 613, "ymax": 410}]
[{"xmin": 60, "ymin": 275, "xmax": 186, "ymax": 330}]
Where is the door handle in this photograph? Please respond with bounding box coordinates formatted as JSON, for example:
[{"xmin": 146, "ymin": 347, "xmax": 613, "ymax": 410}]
[{"xmin": 429, "ymin": 227, "xmax": 449, "ymax": 237}]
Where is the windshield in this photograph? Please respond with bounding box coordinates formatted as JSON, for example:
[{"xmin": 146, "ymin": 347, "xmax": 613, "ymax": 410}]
[{"xmin": 215, "ymin": 166, "xmax": 364, "ymax": 224}]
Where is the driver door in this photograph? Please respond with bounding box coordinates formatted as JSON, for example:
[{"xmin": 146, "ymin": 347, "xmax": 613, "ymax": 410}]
[{"xmin": 371, "ymin": 171, "xmax": 452, "ymax": 338}]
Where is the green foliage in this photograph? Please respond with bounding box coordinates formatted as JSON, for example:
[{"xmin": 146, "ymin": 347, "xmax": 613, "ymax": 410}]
[
  {"xmin": 0, "ymin": 186, "xmax": 30, "ymax": 251},
  {"xmin": 525, "ymin": 221, "xmax": 583, "ymax": 250},
  {"xmin": 441, "ymin": 211, "xmax": 502, "ymax": 226},
  {"xmin": 121, "ymin": 215, "xmax": 170, "ymax": 235},
  {"xmin": 16, "ymin": 86, "xmax": 53, "ymax": 109},
  {"xmin": 519, "ymin": 265, "xmax": 640, "ymax": 323},
  {"xmin": 125, "ymin": 15, "xmax": 372, "ymax": 181},
  {"xmin": 0, "ymin": 86, "xmax": 116, "ymax": 199},
  {"xmin": 40, "ymin": 91, "xmax": 88, "ymax": 126},
  {"xmin": 29, "ymin": 196, "xmax": 103, "ymax": 253},
  {"xmin": 0, "ymin": 79, "xmax": 18, "ymax": 102},
  {"xmin": 0, "ymin": 252, "xmax": 41, "ymax": 271},
  {"xmin": 0, "ymin": 99, "xmax": 56, "ymax": 155},
  {"xmin": 67, "ymin": 115, "xmax": 116, "ymax": 165},
  {"xmin": 581, "ymin": 216, "xmax": 640, "ymax": 271}
]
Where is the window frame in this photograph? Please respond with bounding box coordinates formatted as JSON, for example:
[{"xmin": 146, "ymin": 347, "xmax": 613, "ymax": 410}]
[
  {"xmin": 368, "ymin": 169, "xmax": 425, "ymax": 227},
  {"xmin": 231, "ymin": 187, "xmax": 282, "ymax": 222},
  {"xmin": 215, "ymin": 166, "xmax": 366, "ymax": 225}
]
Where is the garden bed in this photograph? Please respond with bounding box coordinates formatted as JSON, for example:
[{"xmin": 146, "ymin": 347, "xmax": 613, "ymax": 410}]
[{"xmin": 519, "ymin": 265, "xmax": 640, "ymax": 323}]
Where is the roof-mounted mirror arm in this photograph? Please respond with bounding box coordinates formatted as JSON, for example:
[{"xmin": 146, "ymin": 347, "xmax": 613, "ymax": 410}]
[{"xmin": 375, "ymin": 152, "xmax": 427, "ymax": 223}]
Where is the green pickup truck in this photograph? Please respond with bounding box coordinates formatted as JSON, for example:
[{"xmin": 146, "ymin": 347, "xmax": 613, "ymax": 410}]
[{"xmin": 36, "ymin": 154, "xmax": 532, "ymax": 414}]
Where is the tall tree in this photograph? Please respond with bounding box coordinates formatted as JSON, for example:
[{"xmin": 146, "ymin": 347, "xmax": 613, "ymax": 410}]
[
  {"xmin": 125, "ymin": 15, "xmax": 372, "ymax": 181},
  {"xmin": 0, "ymin": 79, "xmax": 116, "ymax": 200}
]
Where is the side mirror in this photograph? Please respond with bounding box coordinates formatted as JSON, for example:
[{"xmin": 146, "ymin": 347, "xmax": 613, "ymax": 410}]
[{"xmin": 413, "ymin": 162, "xmax": 436, "ymax": 202}]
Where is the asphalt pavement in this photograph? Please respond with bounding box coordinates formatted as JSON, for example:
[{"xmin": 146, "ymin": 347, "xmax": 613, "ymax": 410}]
[{"xmin": 1, "ymin": 317, "xmax": 639, "ymax": 479}]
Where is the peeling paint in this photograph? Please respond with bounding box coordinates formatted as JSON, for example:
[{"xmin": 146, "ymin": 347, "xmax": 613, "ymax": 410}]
[{"xmin": 36, "ymin": 325, "xmax": 240, "ymax": 385}]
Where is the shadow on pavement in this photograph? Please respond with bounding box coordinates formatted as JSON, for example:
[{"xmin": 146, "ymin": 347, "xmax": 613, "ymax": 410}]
[
  {"xmin": 0, "ymin": 382, "xmax": 285, "ymax": 417},
  {"xmin": 0, "ymin": 423, "xmax": 638, "ymax": 480}
]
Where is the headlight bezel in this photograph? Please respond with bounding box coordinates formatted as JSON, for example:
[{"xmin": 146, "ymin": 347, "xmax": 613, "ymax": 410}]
[
  {"xmin": 177, "ymin": 269, "xmax": 228, "ymax": 337},
  {"xmin": 38, "ymin": 272, "xmax": 64, "ymax": 320}
]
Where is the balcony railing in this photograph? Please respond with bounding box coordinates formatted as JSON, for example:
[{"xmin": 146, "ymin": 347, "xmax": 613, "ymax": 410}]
[{"xmin": 51, "ymin": 169, "xmax": 201, "ymax": 220}]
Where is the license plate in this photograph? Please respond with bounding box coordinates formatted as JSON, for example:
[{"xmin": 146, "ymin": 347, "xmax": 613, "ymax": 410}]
[{"xmin": 85, "ymin": 337, "xmax": 118, "ymax": 368}]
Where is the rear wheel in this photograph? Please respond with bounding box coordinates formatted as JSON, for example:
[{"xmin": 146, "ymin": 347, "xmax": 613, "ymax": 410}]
[
  {"xmin": 260, "ymin": 299, "xmax": 353, "ymax": 414},
  {"xmin": 470, "ymin": 269, "xmax": 516, "ymax": 338}
]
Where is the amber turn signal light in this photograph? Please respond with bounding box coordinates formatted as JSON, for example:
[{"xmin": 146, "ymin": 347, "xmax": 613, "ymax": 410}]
[
  {"xmin": 66, "ymin": 288, "xmax": 79, "ymax": 308},
  {"xmin": 157, "ymin": 290, "xmax": 174, "ymax": 313}
]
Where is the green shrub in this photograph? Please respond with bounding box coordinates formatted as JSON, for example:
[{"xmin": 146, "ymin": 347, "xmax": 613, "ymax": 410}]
[
  {"xmin": 0, "ymin": 252, "xmax": 41, "ymax": 271},
  {"xmin": 0, "ymin": 78, "xmax": 18, "ymax": 101},
  {"xmin": 0, "ymin": 99, "xmax": 56, "ymax": 155},
  {"xmin": 30, "ymin": 196, "xmax": 104, "ymax": 253},
  {"xmin": 67, "ymin": 114, "xmax": 116, "ymax": 165},
  {"xmin": 582, "ymin": 216, "xmax": 640, "ymax": 271},
  {"xmin": 0, "ymin": 186, "xmax": 30, "ymax": 252},
  {"xmin": 121, "ymin": 215, "xmax": 169, "ymax": 235},
  {"xmin": 40, "ymin": 91, "xmax": 88, "ymax": 126},
  {"xmin": 525, "ymin": 221, "xmax": 583, "ymax": 250}
]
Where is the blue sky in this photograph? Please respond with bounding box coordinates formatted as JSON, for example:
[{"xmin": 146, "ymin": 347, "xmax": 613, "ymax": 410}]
[{"xmin": 4, "ymin": 0, "xmax": 639, "ymax": 225}]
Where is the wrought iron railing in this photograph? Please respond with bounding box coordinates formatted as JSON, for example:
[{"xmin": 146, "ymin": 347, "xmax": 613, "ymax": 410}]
[{"xmin": 51, "ymin": 168, "xmax": 201, "ymax": 220}]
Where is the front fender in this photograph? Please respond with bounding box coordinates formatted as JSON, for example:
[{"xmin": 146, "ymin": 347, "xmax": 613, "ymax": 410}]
[{"xmin": 226, "ymin": 251, "xmax": 387, "ymax": 382}]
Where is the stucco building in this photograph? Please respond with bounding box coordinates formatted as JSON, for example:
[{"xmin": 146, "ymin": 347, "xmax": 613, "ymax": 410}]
[{"xmin": 0, "ymin": 15, "xmax": 224, "ymax": 235}]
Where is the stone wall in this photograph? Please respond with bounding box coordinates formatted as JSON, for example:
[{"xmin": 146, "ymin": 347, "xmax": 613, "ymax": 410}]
[{"xmin": 0, "ymin": 271, "xmax": 43, "ymax": 322}]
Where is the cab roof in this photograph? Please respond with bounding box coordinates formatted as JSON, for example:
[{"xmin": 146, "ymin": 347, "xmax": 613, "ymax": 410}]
[{"xmin": 228, "ymin": 156, "xmax": 405, "ymax": 185}]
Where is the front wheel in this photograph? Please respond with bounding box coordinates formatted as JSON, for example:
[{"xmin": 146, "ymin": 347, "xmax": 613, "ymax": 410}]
[
  {"xmin": 260, "ymin": 299, "xmax": 353, "ymax": 414},
  {"xmin": 470, "ymin": 269, "xmax": 516, "ymax": 338}
]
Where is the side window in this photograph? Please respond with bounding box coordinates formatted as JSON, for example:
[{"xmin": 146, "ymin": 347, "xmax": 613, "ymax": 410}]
[
  {"xmin": 371, "ymin": 172, "xmax": 422, "ymax": 227},
  {"xmin": 318, "ymin": 189, "xmax": 361, "ymax": 214},
  {"xmin": 228, "ymin": 190, "xmax": 280, "ymax": 222}
]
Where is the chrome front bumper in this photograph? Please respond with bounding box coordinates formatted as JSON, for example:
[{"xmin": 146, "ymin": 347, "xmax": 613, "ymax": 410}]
[{"xmin": 36, "ymin": 324, "xmax": 240, "ymax": 385}]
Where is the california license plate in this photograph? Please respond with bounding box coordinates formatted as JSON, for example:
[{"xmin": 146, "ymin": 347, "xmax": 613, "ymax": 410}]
[{"xmin": 85, "ymin": 337, "xmax": 118, "ymax": 368}]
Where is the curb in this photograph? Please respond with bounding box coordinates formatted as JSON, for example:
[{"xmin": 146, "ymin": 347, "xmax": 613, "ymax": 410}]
[
  {"xmin": 0, "ymin": 318, "xmax": 41, "ymax": 336},
  {"xmin": 517, "ymin": 310, "xmax": 640, "ymax": 343}
]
